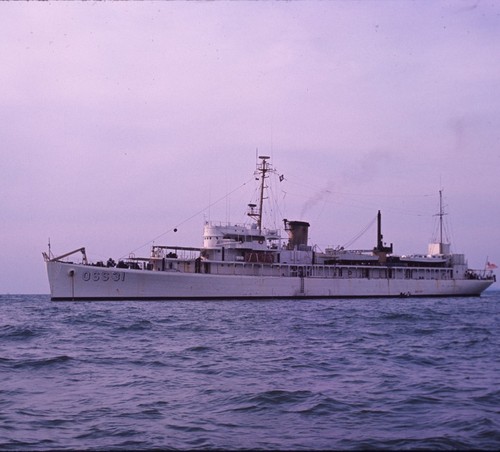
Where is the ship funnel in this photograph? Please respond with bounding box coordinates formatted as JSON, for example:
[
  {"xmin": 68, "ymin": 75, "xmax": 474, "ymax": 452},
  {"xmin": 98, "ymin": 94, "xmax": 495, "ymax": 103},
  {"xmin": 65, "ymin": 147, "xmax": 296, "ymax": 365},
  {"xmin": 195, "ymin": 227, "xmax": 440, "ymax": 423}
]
[
  {"xmin": 284, "ymin": 220, "xmax": 310, "ymax": 250},
  {"xmin": 373, "ymin": 210, "xmax": 393, "ymax": 262}
]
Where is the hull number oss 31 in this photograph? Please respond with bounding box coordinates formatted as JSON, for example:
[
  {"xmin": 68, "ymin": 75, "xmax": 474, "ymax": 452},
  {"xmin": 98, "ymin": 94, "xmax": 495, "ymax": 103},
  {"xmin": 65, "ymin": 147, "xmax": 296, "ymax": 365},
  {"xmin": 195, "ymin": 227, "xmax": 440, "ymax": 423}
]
[{"xmin": 82, "ymin": 271, "xmax": 126, "ymax": 282}]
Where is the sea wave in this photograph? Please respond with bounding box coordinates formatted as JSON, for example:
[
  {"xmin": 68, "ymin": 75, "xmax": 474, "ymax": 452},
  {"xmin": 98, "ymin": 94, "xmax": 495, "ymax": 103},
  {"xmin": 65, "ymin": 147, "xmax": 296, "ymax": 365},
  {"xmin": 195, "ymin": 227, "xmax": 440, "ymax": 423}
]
[{"xmin": 0, "ymin": 293, "xmax": 499, "ymax": 450}]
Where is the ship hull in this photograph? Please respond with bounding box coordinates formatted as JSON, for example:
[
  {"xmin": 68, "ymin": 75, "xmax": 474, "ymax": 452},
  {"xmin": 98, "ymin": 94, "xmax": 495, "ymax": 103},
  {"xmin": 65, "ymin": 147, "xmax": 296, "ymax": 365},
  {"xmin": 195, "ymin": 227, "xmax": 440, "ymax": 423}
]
[{"xmin": 46, "ymin": 261, "xmax": 493, "ymax": 301}]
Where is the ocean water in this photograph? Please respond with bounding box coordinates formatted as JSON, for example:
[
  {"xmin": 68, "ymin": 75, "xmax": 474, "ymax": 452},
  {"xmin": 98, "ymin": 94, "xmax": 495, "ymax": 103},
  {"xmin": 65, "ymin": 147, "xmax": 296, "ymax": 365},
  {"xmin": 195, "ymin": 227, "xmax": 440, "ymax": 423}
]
[{"xmin": 1, "ymin": 292, "xmax": 499, "ymax": 451}]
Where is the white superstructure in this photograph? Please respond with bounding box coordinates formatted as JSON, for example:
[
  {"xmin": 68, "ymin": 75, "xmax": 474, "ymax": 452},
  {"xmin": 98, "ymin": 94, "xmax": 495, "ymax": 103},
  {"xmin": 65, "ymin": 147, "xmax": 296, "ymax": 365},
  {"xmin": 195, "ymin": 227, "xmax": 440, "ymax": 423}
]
[{"xmin": 43, "ymin": 157, "xmax": 495, "ymax": 300}]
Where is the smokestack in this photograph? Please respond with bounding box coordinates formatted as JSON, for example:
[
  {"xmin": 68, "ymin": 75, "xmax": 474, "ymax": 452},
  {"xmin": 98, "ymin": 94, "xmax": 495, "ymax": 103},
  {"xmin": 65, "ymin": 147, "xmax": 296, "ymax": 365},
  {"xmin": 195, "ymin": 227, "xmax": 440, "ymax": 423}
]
[
  {"xmin": 284, "ymin": 220, "xmax": 310, "ymax": 250},
  {"xmin": 374, "ymin": 210, "xmax": 393, "ymax": 254},
  {"xmin": 377, "ymin": 210, "xmax": 383, "ymax": 250}
]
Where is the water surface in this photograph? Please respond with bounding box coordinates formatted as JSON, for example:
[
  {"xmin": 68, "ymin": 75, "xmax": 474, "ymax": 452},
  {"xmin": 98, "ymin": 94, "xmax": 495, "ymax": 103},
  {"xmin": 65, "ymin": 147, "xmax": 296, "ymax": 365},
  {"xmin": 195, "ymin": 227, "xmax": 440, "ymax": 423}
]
[{"xmin": 1, "ymin": 293, "xmax": 499, "ymax": 450}]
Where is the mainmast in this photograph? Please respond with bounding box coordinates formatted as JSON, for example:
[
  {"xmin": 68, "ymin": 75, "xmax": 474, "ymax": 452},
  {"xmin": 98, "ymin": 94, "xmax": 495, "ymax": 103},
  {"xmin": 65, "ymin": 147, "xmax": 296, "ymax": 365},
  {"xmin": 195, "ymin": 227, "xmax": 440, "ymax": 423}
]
[
  {"xmin": 428, "ymin": 189, "xmax": 450, "ymax": 256},
  {"xmin": 435, "ymin": 189, "xmax": 448, "ymax": 253},
  {"xmin": 438, "ymin": 189, "xmax": 444, "ymax": 248},
  {"xmin": 248, "ymin": 155, "xmax": 271, "ymax": 234}
]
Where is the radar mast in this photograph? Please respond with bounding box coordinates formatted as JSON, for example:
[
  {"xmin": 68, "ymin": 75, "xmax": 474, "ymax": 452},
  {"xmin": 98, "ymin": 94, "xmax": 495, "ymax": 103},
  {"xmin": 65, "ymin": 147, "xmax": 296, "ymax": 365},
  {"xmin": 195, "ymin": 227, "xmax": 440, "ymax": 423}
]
[{"xmin": 247, "ymin": 156, "xmax": 272, "ymax": 234}]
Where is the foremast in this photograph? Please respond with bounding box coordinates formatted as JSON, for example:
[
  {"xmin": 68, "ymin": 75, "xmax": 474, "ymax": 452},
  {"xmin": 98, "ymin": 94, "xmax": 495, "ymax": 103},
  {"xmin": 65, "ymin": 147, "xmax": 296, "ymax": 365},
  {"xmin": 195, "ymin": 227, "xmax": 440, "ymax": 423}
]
[{"xmin": 247, "ymin": 155, "xmax": 273, "ymax": 234}]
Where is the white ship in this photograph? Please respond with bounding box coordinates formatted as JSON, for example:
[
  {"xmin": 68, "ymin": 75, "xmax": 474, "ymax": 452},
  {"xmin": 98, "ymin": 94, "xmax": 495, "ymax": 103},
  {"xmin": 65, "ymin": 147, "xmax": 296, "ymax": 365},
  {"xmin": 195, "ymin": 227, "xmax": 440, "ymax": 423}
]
[{"xmin": 43, "ymin": 157, "xmax": 495, "ymax": 300}]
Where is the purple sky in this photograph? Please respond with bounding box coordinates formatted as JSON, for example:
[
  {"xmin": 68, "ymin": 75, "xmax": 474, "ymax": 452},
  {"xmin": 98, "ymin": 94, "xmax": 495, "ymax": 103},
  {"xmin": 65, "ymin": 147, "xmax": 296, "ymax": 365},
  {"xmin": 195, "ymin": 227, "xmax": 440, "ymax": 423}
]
[{"xmin": 1, "ymin": 1, "xmax": 499, "ymax": 294}]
